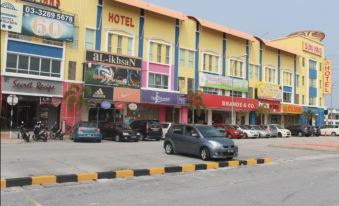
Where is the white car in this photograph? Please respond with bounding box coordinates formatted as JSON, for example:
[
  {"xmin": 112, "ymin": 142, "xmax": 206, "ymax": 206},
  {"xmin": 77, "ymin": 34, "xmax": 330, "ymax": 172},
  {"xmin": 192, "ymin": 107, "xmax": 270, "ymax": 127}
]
[
  {"xmin": 233, "ymin": 125, "xmax": 259, "ymax": 138},
  {"xmin": 268, "ymin": 124, "xmax": 291, "ymax": 138},
  {"xmin": 161, "ymin": 122, "xmax": 173, "ymax": 139},
  {"xmin": 320, "ymin": 125, "xmax": 339, "ymax": 136}
]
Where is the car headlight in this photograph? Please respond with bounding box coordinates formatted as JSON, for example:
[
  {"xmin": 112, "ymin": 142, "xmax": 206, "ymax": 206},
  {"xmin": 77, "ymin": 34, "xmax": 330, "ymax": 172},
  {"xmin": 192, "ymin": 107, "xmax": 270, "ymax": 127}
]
[
  {"xmin": 122, "ymin": 132, "xmax": 129, "ymax": 136},
  {"xmin": 208, "ymin": 140, "xmax": 222, "ymax": 147}
]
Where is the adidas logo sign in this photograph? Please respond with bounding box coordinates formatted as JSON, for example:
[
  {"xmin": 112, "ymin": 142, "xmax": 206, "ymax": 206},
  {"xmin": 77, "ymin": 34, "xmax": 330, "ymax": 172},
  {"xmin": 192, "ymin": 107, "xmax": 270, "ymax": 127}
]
[{"xmin": 93, "ymin": 88, "xmax": 106, "ymax": 99}]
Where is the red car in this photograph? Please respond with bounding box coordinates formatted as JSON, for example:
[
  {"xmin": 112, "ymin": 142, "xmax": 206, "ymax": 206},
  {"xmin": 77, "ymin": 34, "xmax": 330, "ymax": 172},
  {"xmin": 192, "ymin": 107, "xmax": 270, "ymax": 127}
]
[{"xmin": 213, "ymin": 123, "xmax": 244, "ymax": 139}]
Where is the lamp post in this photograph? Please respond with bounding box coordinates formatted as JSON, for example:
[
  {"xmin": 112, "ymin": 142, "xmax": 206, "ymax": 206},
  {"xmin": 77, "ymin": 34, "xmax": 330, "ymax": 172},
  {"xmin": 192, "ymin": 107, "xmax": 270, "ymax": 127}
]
[{"xmin": 230, "ymin": 54, "xmax": 247, "ymax": 125}]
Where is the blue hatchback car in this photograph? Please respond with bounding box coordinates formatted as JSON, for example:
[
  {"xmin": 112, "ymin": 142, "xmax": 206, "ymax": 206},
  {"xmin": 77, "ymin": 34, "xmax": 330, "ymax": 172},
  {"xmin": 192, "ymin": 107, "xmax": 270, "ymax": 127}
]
[{"xmin": 72, "ymin": 122, "xmax": 102, "ymax": 143}]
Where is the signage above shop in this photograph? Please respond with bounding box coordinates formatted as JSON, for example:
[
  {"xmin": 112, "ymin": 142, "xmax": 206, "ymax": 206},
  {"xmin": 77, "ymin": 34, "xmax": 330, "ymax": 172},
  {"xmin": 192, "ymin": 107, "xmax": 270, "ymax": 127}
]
[
  {"xmin": 141, "ymin": 90, "xmax": 187, "ymax": 106},
  {"xmin": 86, "ymin": 50, "xmax": 142, "ymax": 68},
  {"xmin": 115, "ymin": 103, "xmax": 125, "ymax": 110},
  {"xmin": 108, "ymin": 12, "xmax": 135, "ymax": 27},
  {"xmin": 257, "ymin": 82, "xmax": 282, "ymax": 102},
  {"xmin": 201, "ymin": 93, "xmax": 258, "ymax": 111},
  {"xmin": 22, "ymin": 0, "xmax": 61, "ymax": 9},
  {"xmin": 101, "ymin": 100, "xmax": 111, "ymax": 109},
  {"xmin": 40, "ymin": 96, "xmax": 52, "ymax": 104},
  {"xmin": 281, "ymin": 104, "xmax": 302, "ymax": 114},
  {"xmin": 1, "ymin": 1, "xmax": 23, "ymax": 33},
  {"xmin": 2, "ymin": 76, "xmax": 63, "ymax": 97},
  {"xmin": 323, "ymin": 60, "xmax": 332, "ymax": 94},
  {"xmin": 199, "ymin": 72, "xmax": 249, "ymax": 93},
  {"xmin": 84, "ymin": 63, "xmax": 141, "ymax": 88},
  {"xmin": 84, "ymin": 85, "xmax": 113, "ymax": 100},
  {"xmin": 128, "ymin": 103, "xmax": 137, "ymax": 111},
  {"xmin": 113, "ymin": 87, "xmax": 140, "ymax": 103},
  {"xmin": 259, "ymin": 101, "xmax": 281, "ymax": 113},
  {"xmin": 302, "ymin": 41, "xmax": 323, "ymax": 56},
  {"xmin": 22, "ymin": 5, "xmax": 74, "ymax": 41},
  {"xmin": 7, "ymin": 94, "xmax": 18, "ymax": 106}
]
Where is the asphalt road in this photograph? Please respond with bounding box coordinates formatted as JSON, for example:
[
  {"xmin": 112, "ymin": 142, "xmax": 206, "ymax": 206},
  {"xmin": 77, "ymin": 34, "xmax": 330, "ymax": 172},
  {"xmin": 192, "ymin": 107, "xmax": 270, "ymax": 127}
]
[{"xmin": 2, "ymin": 150, "xmax": 339, "ymax": 206}]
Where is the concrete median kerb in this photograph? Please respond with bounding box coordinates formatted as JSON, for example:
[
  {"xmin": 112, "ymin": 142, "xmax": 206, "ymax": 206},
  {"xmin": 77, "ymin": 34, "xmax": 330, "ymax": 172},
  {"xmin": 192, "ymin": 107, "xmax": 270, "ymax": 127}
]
[{"xmin": 0, "ymin": 158, "xmax": 272, "ymax": 189}]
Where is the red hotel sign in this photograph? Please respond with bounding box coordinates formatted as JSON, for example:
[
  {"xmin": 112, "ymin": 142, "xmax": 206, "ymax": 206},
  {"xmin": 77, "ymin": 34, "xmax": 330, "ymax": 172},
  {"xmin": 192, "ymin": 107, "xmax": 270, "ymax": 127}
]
[
  {"xmin": 303, "ymin": 41, "xmax": 323, "ymax": 56},
  {"xmin": 323, "ymin": 60, "xmax": 332, "ymax": 94},
  {"xmin": 201, "ymin": 94, "xmax": 258, "ymax": 111},
  {"xmin": 108, "ymin": 12, "xmax": 135, "ymax": 27}
]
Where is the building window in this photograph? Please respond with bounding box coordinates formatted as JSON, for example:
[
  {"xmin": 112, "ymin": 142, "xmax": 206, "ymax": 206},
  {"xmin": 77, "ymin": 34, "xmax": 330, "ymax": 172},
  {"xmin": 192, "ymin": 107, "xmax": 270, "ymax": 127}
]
[
  {"xmin": 309, "ymin": 78, "xmax": 316, "ymax": 87},
  {"xmin": 230, "ymin": 91, "xmax": 242, "ymax": 97},
  {"xmin": 107, "ymin": 33, "xmax": 134, "ymax": 56},
  {"xmin": 302, "ymin": 57, "xmax": 305, "ymax": 67},
  {"xmin": 203, "ymin": 53, "xmax": 219, "ymax": 74},
  {"xmin": 68, "ymin": 61, "xmax": 76, "ymax": 80},
  {"xmin": 187, "ymin": 78, "xmax": 194, "ymax": 91},
  {"xmin": 295, "ymin": 94, "xmax": 299, "ymax": 104},
  {"xmin": 302, "ymin": 76, "xmax": 305, "ymax": 86},
  {"xmin": 302, "ymin": 95, "xmax": 305, "ymax": 104},
  {"xmin": 283, "ymin": 92, "xmax": 292, "ymax": 103},
  {"xmin": 148, "ymin": 73, "xmax": 168, "ymax": 89},
  {"xmin": 157, "ymin": 44, "xmax": 162, "ymax": 63},
  {"xmin": 188, "ymin": 51, "xmax": 194, "ymax": 68},
  {"xmin": 70, "ymin": 27, "xmax": 79, "ymax": 48},
  {"xmin": 178, "ymin": 77, "xmax": 185, "ymax": 93},
  {"xmin": 249, "ymin": 64, "xmax": 260, "ymax": 80},
  {"xmin": 165, "ymin": 45, "xmax": 170, "ymax": 64},
  {"xmin": 230, "ymin": 59, "xmax": 244, "ymax": 78},
  {"xmin": 6, "ymin": 53, "xmax": 61, "ymax": 78},
  {"xmin": 149, "ymin": 42, "xmax": 154, "ymax": 61},
  {"xmin": 319, "ymin": 63, "xmax": 322, "ymax": 71},
  {"xmin": 149, "ymin": 42, "xmax": 171, "ymax": 65},
  {"xmin": 319, "ymin": 97, "xmax": 322, "ymax": 105},
  {"xmin": 202, "ymin": 87, "xmax": 219, "ymax": 95},
  {"xmin": 117, "ymin": 35, "xmax": 123, "ymax": 54},
  {"xmin": 179, "ymin": 48, "xmax": 185, "ymax": 67},
  {"xmin": 319, "ymin": 80, "xmax": 322, "ymax": 89},
  {"xmin": 127, "ymin": 37, "xmax": 133, "ymax": 56},
  {"xmin": 265, "ymin": 67, "xmax": 277, "ymax": 84},
  {"xmin": 309, "ymin": 97, "xmax": 316, "ymax": 105},
  {"xmin": 85, "ymin": 28, "xmax": 95, "ymax": 50},
  {"xmin": 296, "ymin": 74, "xmax": 300, "ymax": 87},
  {"xmin": 309, "ymin": 60, "xmax": 317, "ymax": 70},
  {"xmin": 283, "ymin": 71, "xmax": 293, "ymax": 86}
]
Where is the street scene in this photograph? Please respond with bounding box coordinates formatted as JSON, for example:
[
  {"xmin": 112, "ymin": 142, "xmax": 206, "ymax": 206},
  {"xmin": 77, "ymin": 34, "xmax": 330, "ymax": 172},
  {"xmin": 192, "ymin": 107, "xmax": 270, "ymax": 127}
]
[{"xmin": 1, "ymin": 0, "xmax": 339, "ymax": 205}]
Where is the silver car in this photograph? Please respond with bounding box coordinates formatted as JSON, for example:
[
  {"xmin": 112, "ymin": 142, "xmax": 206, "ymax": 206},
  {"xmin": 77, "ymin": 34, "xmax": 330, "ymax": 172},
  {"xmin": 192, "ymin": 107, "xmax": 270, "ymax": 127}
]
[
  {"xmin": 164, "ymin": 124, "xmax": 238, "ymax": 160},
  {"xmin": 250, "ymin": 125, "xmax": 271, "ymax": 138}
]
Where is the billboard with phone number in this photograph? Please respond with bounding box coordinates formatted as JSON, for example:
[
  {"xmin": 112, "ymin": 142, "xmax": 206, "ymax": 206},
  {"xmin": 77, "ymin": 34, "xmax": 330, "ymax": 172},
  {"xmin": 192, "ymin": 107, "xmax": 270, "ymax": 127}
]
[{"xmin": 21, "ymin": 5, "xmax": 74, "ymax": 41}]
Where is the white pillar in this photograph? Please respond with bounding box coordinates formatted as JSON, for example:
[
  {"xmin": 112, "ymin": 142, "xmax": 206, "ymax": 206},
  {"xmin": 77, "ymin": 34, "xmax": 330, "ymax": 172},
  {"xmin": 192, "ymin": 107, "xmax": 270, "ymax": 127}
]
[
  {"xmin": 207, "ymin": 109, "xmax": 213, "ymax": 125},
  {"xmin": 231, "ymin": 111, "xmax": 236, "ymax": 125}
]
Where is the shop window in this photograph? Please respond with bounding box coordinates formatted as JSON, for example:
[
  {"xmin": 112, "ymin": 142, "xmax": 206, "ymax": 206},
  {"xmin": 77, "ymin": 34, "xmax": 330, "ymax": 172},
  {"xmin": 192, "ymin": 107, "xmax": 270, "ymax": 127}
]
[
  {"xmin": 68, "ymin": 61, "xmax": 76, "ymax": 80},
  {"xmin": 230, "ymin": 59, "xmax": 244, "ymax": 78},
  {"xmin": 283, "ymin": 92, "xmax": 292, "ymax": 103},
  {"xmin": 148, "ymin": 73, "xmax": 168, "ymax": 89},
  {"xmin": 203, "ymin": 53, "xmax": 220, "ymax": 74},
  {"xmin": 230, "ymin": 91, "xmax": 242, "ymax": 97},
  {"xmin": 6, "ymin": 53, "xmax": 61, "ymax": 78},
  {"xmin": 188, "ymin": 51, "xmax": 194, "ymax": 68},
  {"xmin": 178, "ymin": 77, "xmax": 186, "ymax": 93},
  {"xmin": 179, "ymin": 48, "xmax": 185, "ymax": 67},
  {"xmin": 283, "ymin": 71, "xmax": 293, "ymax": 86},
  {"xmin": 249, "ymin": 64, "xmax": 259, "ymax": 80},
  {"xmin": 265, "ymin": 67, "xmax": 277, "ymax": 84},
  {"xmin": 187, "ymin": 78, "xmax": 194, "ymax": 91},
  {"xmin": 85, "ymin": 28, "xmax": 96, "ymax": 50}
]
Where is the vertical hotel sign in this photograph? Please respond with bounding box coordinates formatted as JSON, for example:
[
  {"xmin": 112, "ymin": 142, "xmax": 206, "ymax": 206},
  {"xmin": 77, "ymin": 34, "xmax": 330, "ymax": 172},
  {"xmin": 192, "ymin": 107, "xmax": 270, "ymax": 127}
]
[
  {"xmin": 0, "ymin": 1, "xmax": 23, "ymax": 33},
  {"xmin": 324, "ymin": 60, "xmax": 332, "ymax": 94}
]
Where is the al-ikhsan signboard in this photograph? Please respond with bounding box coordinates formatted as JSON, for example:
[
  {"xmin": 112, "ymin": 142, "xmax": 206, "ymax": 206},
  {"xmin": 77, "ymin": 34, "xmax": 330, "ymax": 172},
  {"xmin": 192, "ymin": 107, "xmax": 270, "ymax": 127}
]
[
  {"xmin": 21, "ymin": 5, "xmax": 74, "ymax": 41},
  {"xmin": 199, "ymin": 72, "xmax": 249, "ymax": 93}
]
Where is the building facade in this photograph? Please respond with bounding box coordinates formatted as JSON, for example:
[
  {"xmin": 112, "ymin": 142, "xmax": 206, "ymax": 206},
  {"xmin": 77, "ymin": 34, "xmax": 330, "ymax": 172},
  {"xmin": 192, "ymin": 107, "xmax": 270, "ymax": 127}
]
[{"xmin": 0, "ymin": 0, "xmax": 331, "ymax": 131}]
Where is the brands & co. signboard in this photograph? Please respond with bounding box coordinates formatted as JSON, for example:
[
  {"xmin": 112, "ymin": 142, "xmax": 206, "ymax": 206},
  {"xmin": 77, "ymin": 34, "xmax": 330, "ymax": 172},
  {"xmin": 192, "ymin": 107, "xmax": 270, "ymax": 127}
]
[{"xmin": 201, "ymin": 93, "xmax": 258, "ymax": 111}]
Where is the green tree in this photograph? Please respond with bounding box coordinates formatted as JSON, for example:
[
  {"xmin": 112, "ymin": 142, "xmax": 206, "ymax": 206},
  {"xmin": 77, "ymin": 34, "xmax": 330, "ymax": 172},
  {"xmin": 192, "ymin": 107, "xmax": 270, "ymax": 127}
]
[
  {"xmin": 303, "ymin": 109, "xmax": 315, "ymax": 125},
  {"xmin": 255, "ymin": 105, "xmax": 269, "ymax": 124},
  {"xmin": 187, "ymin": 90, "xmax": 205, "ymax": 123},
  {"xmin": 63, "ymin": 83, "xmax": 92, "ymax": 110}
]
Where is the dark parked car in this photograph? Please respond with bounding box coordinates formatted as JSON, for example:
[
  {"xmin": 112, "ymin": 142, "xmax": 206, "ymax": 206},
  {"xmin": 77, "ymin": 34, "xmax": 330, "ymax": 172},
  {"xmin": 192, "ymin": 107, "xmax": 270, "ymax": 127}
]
[
  {"xmin": 286, "ymin": 124, "xmax": 313, "ymax": 137},
  {"xmin": 311, "ymin": 126, "xmax": 321, "ymax": 137},
  {"xmin": 101, "ymin": 122, "xmax": 139, "ymax": 142},
  {"xmin": 130, "ymin": 120, "xmax": 162, "ymax": 141},
  {"xmin": 164, "ymin": 124, "xmax": 238, "ymax": 160}
]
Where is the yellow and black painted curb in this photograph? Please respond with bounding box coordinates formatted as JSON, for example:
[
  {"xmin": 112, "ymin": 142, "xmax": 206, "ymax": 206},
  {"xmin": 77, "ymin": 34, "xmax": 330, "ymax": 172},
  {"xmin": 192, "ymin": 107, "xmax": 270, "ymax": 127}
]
[{"xmin": 0, "ymin": 158, "xmax": 272, "ymax": 189}]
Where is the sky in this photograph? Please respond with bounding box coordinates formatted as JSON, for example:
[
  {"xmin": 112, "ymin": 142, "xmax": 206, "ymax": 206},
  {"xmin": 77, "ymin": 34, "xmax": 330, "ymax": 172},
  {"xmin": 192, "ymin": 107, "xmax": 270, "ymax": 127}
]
[{"xmin": 146, "ymin": 0, "xmax": 339, "ymax": 109}]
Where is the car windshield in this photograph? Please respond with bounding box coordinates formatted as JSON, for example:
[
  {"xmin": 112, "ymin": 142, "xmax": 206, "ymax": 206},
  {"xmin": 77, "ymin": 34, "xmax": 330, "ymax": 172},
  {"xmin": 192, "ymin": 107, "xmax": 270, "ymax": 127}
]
[
  {"xmin": 196, "ymin": 125, "xmax": 225, "ymax": 138},
  {"xmin": 276, "ymin": 125, "xmax": 284, "ymax": 129},
  {"xmin": 240, "ymin": 125, "xmax": 251, "ymax": 130},
  {"xmin": 79, "ymin": 122, "xmax": 97, "ymax": 127}
]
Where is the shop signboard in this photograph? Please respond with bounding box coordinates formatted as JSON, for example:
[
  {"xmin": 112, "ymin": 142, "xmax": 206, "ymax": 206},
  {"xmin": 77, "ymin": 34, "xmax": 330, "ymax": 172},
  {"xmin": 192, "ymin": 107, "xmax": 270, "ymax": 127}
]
[
  {"xmin": 22, "ymin": 5, "xmax": 74, "ymax": 41},
  {"xmin": 201, "ymin": 93, "xmax": 258, "ymax": 111},
  {"xmin": 323, "ymin": 60, "xmax": 332, "ymax": 94},
  {"xmin": 101, "ymin": 100, "xmax": 111, "ymax": 109},
  {"xmin": 281, "ymin": 104, "xmax": 302, "ymax": 114},
  {"xmin": 302, "ymin": 41, "xmax": 323, "ymax": 56},
  {"xmin": 113, "ymin": 87, "xmax": 140, "ymax": 103},
  {"xmin": 40, "ymin": 96, "xmax": 52, "ymax": 104},
  {"xmin": 2, "ymin": 76, "xmax": 62, "ymax": 97},
  {"xmin": 84, "ymin": 63, "xmax": 141, "ymax": 88},
  {"xmin": 22, "ymin": 0, "xmax": 61, "ymax": 9},
  {"xmin": 86, "ymin": 50, "xmax": 142, "ymax": 68},
  {"xmin": 1, "ymin": 1, "xmax": 23, "ymax": 33},
  {"xmin": 259, "ymin": 101, "xmax": 281, "ymax": 113},
  {"xmin": 141, "ymin": 90, "xmax": 187, "ymax": 106},
  {"xmin": 199, "ymin": 72, "xmax": 249, "ymax": 93},
  {"xmin": 257, "ymin": 82, "xmax": 282, "ymax": 101},
  {"xmin": 84, "ymin": 85, "xmax": 113, "ymax": 100}
]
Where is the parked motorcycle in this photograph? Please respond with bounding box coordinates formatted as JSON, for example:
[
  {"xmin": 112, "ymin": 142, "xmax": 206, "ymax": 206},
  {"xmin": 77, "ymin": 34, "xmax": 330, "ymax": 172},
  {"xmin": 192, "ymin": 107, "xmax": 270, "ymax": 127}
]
[
  {"xmin": 50, "ymin": 122, "xmax": 64, "ymax": 140},
  {"xmin": 17, "ymin": 121, "xmax": 30, "ymax": 142},
  {"xmin": 32, "ymin": 121, "xmax": 48, "ymax": 142}
]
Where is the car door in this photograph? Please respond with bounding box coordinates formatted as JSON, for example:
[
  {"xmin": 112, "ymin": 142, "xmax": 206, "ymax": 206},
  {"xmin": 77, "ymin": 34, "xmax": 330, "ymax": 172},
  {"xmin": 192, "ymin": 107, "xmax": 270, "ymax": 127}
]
[
  {"xmin": 182, "ymin": 126, "xmax": 201, "ymax": 155},
  {"xmin": 170, "ymin": 125, "xmax": 185, "ymax": 153}
]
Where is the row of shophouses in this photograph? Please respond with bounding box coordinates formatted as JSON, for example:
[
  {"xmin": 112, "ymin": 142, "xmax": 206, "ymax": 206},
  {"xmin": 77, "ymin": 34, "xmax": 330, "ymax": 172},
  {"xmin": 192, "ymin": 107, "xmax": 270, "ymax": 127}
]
[{"xmin": 0, "ymin": 0, "xmax": 333, "ymax": 130}]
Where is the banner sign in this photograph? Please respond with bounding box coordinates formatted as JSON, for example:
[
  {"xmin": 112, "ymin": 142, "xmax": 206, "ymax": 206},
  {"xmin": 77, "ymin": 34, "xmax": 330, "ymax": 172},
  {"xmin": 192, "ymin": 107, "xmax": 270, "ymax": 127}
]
[
  {"xmin": 199, "ymin": 72, "xmax": 249, "ymax": 93},
  {"xmin": 257, "ymin": 82, "xmax": 282, "ymax": 101},
  {"xmin": 84, "ymin": 85, "xmax": 113, "ymax": 100},
  {"xmin": 281, "ymin": 104, "xmax": 302, "ymax": 114},
  {"xmin": 22, "ymin": 5, "xmax": 74, "ymax": 41},
  {"xmin": 86, "ymin": 50, "xmax": 142, "ymax": 68},
  {"xmin": 84, "ymin": 64, "xmax": 141, "ymax": 88},
  {"xmin": 0, "ymin": 1, "xmax": 23, "ymax": 33},
  {"xmin": 323, "ymin": 60, "xmax": 332, "ymax": 94},
  {"xmin": 22, "ymin": 0, "xmax": 60, "ymax": 9},
  {"xmin": 113, "ymin": 87, "xmax": 140, "ymax": 103},
  {"xmin": 303, "ymin": 41, "xmax": 323, "ymax": 56},
  {"xmin": 259, "ymin": 101, "xmax": 281, "ymax": 113},
  {"xmin": 201, "ymin": 93, "xmax": 258, "ymax": 111},
  {"xmin": 141, "ymin": 90, "xmax": 187, "ymax": 105}
]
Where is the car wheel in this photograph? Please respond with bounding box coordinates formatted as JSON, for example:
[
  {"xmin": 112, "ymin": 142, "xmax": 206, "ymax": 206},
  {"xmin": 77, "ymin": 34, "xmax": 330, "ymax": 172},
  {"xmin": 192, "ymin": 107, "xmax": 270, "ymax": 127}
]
[
  {"xmin": 200, "ymin": 147, "xmax": 210, "ymax": 161},
  {"xmin": 164, "ymin": 142, "xmax": 174, "ymax": 154},
  {"xmin": 331, "ymin": 132, "xmax": 336, "ymax": 136},
  {"xmin": 278, "ymin": 133, "xmax": 282, "ymax": 138},
  {"xmin": 115, "ymin": 135, "xmax": 120, "ymax": 142},
  {"xmin": 297, "ymin": 132, "xmax": 303, "ymax": 137}
]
